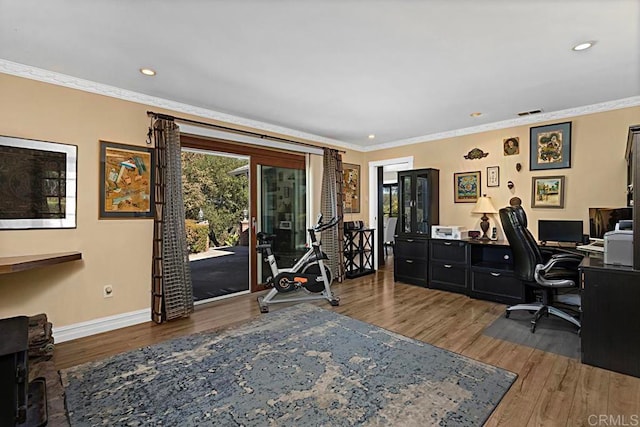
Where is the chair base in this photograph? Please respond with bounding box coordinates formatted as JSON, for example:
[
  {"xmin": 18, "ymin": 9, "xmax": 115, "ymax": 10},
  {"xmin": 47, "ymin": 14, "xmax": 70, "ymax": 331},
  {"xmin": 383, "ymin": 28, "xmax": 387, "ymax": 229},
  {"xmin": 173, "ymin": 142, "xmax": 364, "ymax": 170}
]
[{"xmin": 505, "ymin": 302, "xmax": 580, "ymax": 334}]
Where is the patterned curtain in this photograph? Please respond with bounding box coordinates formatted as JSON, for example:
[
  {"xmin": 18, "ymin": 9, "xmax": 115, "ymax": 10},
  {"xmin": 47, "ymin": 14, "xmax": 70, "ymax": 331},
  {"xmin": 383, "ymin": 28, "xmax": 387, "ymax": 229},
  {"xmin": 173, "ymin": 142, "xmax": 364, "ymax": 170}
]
[
  {"xmin": 320, "ymin": 148, "xmax": 345, "ymax": 282},
  {"xmin": 151, "ymin": 119, "xmax": 194, "ymax": 324}
]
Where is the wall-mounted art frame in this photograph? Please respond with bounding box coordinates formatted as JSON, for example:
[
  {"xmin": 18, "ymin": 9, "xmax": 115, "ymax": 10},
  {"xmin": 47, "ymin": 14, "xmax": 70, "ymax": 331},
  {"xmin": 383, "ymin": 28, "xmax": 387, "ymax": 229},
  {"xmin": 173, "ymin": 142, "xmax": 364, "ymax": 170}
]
[
  {"xmin": 530, "ymin": 122, "xmax": 572, "ymax": 170},
  {"xmin": 0, "ymin": 136, "xmax": 78, "ymax": 230},
  {"xmin": 100, "ymin": 141, "xmax": 154, "ymax": 219},
  {"xmin": 503, "ymin": 137, "xmax": 520, "ymax": 156},
  {"xmin": 487, "ymin": 166, "xmax": 500, "ymax": 187},
  {"xmin": 531, "ymin": 175, "xmax": 565, "ymax": 208},
  {"xmin": 0, "ymin": 135, "xmax": 77, "ymax": 229},
  {"xmin": 454, "ymin": 171, "xmax": 481, "ymax": 203},
  {"xmin": 343, "ymin": 163, "xmax": 361, "ymax": 213}
]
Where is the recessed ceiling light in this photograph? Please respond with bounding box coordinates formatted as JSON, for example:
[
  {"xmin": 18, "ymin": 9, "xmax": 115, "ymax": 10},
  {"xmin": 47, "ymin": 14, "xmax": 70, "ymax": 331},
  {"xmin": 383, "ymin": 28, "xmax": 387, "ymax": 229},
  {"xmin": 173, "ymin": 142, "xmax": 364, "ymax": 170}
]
[
  {"xmin": 139, "ymin": 68, "xmax": 156, "ymax": 76},
  {"xmin": 470, "ymin": 112, "xmax": 482, "ymax": 117},
  {"xmin": 572, "ymin": 41, "xmax": 595, "ymax": 51},
  {"xmin": 368, "ymin": 134, "xmax": 376, "ymax": 139}
]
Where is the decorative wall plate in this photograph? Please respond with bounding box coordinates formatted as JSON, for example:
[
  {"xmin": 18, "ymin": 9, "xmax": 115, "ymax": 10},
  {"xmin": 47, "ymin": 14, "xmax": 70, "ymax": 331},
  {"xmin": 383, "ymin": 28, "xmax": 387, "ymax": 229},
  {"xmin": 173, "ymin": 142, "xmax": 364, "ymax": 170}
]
[{"xmin": 464, "ymin": 148, "xmax": 489, "ymax": 160}]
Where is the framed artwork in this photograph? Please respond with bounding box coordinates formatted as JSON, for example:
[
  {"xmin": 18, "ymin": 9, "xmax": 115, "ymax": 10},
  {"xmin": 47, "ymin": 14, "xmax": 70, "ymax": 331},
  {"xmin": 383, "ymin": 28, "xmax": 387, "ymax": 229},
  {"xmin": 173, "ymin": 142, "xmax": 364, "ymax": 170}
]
[
  {"xmin": 487, "ymin": 166, "xmax": 500, "ymax": 187},
  {"xmin": 0, "ymin": 135, "xmax": 77, "ymax": 229},
  {"xmin": 503, "ymin": 137, "xmax": 520, "ymax": 156},
  {"xmin": 454, "ymin": 171, "xmax": 481, "ymax": 203},
  {"xmin": 342, "ymin": 163, "xmax": 360, "ymax": 213},
  {"xmin": 100, "ymin": 141, "xmax": 154, "ymax": 218},
  {"xmin": 531, "ymin": 176, "xmax": 565, "ymax": 208},
  {"xmin": 530, "ymin": 122, "xmax": 572, "ymax": 170}
]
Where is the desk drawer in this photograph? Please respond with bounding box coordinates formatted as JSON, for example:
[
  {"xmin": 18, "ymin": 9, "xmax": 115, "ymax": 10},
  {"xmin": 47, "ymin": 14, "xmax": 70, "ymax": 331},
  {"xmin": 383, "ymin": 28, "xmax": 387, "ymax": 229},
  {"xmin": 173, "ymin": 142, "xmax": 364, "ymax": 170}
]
[
  {"xmin": 430, "ymin": 261, "xmax": 468, "ymax": 293},
  {"xmin": 430, "ymin": 240, "xmax": 467, "ymax": 263},
  {"xmin": 470, "ymin": 269, "xmax": 524, "ymax": 305},
  {"xmin": 395, "ymin": 238, "xmax": 428, "ymax": 259},
  {"xmin": 395, "ymin": 258, "xmax": 428, "ymax": 287}
]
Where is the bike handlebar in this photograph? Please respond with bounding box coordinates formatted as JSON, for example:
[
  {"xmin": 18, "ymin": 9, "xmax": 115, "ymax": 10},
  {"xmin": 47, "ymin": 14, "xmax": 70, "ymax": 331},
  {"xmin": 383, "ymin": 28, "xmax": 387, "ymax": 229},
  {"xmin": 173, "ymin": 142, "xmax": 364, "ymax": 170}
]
[{"xmin": 312, "ymin": 215, "xmax": 341, "ymax": 232}]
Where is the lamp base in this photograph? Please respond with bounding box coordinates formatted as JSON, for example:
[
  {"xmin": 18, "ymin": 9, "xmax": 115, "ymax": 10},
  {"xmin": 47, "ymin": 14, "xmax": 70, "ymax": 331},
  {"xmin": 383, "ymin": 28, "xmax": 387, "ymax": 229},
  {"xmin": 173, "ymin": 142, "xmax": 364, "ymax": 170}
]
[{"xmin": 480, "ymin": 214, "xmax": 490, "ymax": 240}]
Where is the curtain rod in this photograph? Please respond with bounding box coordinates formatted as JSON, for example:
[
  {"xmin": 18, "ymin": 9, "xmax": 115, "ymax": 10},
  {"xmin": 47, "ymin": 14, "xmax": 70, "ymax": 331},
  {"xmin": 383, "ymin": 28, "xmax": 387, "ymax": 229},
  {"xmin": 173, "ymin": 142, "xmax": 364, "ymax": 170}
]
[{"xmin": 147, "ymin": 111, "xmax": 345, "ymax": 153}]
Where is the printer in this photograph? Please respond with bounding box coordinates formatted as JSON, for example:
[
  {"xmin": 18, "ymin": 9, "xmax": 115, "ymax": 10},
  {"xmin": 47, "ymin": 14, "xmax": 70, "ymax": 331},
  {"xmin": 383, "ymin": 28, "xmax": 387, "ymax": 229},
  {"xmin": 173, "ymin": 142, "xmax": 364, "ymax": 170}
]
[
  {"xmin": 432, "ymin": 225, "xmax": 468, "ymax": 240},
  {"xmin": 604, "ymin": 220, "xmax": 633, "ymax": 266}
]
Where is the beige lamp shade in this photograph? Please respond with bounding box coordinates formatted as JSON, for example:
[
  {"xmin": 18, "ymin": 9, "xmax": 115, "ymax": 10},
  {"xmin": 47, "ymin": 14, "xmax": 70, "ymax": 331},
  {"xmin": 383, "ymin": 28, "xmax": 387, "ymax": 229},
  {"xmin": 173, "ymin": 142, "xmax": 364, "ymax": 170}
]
[{"xmin": 471, "ymin": 196, "xmax": 498, "ymax": 214}]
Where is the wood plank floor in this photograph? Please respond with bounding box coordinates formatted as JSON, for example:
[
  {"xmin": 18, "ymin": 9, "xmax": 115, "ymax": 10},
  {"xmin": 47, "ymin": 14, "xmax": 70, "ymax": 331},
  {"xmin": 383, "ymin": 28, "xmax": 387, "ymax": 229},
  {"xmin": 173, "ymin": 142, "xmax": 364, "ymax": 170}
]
[{"xmin": 55, "ymin": 262, "xmax": 640, "ymax": 426}]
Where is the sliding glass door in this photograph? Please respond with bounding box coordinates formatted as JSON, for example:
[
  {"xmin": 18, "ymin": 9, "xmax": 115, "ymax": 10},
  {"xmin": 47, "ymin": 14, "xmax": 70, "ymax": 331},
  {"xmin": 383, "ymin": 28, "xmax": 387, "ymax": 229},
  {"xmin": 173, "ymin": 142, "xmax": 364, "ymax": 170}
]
[{"xmin": 256, "ymin": 165, "xmax": 306, "ymax": 283}]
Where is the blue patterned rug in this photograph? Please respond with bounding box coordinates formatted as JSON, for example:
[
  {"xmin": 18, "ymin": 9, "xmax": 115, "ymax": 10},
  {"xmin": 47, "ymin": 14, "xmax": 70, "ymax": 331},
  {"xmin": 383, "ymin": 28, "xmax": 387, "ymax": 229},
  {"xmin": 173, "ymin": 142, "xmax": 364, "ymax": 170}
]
[{"xmin": 61, "ymin": 304, "xmax": 516, "ymax": 426}]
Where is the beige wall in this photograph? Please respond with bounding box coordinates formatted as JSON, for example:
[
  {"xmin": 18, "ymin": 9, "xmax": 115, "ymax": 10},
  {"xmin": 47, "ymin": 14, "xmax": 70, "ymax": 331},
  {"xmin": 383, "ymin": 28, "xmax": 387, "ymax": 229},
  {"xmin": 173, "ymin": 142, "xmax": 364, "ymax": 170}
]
[
  {"xmin": 363, "ymin": 107, "xmax": 639, "ymax": 240},
  {"xmin": 0, "ymin": 72, "xmax": 636, "ymax": 329}
]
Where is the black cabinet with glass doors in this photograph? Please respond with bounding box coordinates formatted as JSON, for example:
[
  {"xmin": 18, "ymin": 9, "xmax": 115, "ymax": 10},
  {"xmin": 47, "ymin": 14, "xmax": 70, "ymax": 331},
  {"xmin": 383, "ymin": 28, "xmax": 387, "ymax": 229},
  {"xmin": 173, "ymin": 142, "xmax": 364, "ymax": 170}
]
[{"xmin": 394, "ymin": 168, "xmax": 439, "ymax": 286}]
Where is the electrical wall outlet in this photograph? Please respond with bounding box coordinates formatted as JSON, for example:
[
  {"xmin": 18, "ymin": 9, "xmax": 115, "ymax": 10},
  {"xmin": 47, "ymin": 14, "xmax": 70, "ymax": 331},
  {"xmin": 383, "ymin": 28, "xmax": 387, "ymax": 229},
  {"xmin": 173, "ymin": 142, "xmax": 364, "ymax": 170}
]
[{"xmin": 103, "ymin": 285, "xmax": 114, "ymax": 298}]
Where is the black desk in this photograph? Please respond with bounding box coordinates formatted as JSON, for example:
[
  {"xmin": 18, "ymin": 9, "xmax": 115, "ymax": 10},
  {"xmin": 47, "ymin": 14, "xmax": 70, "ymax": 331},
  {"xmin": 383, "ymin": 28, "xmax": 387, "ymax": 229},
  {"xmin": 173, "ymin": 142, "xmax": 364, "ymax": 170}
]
[{"xmin": 579, "ymin": 255, "xmax": 640, "ymax": 378}]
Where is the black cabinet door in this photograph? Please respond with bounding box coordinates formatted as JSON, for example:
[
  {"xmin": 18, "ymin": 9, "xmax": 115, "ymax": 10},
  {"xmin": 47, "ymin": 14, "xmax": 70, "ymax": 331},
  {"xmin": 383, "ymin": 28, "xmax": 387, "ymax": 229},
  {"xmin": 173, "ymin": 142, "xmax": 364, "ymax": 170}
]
[
  {"xmin": 397, "ymin": 169, "xmax": 439, "ymax": 237},
  {"xmin": 581, "ymin": 269, "xmax": 640, "ymax": 377}
]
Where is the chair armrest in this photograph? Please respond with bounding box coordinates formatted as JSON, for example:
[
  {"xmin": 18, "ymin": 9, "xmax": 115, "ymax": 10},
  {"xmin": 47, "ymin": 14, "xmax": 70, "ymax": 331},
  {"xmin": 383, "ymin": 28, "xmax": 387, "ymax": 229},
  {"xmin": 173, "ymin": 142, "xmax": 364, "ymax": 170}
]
[{"xmin": 541, "ymin": 255, "xmax": 581, "ymax": 272}]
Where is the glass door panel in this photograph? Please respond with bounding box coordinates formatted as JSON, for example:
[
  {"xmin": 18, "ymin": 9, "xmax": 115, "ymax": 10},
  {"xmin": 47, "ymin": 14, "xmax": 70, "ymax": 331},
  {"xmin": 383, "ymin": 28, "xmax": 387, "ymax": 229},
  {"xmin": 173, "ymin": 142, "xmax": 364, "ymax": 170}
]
[
  {"xmin": 416, "ymin": 174, "xmax": 429, "ymax": 234},
  {"xmin": 400, "ymin": 174, "xmax": 412, "ymax": 233},
  {"xmin": 257, "ymin": 166, "xmax": 306, "ymax": 283}
]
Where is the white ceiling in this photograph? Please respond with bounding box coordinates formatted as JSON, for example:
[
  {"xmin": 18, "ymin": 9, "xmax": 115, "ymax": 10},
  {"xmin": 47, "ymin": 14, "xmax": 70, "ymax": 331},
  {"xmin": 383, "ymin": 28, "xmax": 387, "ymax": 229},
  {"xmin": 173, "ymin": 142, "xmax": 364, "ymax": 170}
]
[{"xmin": 1, "ymin": 0, "xmax": 638, "ymax": 150}]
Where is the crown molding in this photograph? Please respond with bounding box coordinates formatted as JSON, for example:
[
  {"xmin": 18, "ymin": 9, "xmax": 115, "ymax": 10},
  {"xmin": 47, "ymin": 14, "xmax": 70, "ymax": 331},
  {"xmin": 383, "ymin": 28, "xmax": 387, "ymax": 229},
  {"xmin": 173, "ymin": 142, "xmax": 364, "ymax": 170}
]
[
  {"xmin": 364, "ymin": 95, "xmax": 640, "ymax": 152},
  {"xmin": 0, "ymin": 59, "xmax": 364, "ymax": 152},
  {"xmin": 3, "ymin": 59, "xmax": 639, "ymax": 154}
]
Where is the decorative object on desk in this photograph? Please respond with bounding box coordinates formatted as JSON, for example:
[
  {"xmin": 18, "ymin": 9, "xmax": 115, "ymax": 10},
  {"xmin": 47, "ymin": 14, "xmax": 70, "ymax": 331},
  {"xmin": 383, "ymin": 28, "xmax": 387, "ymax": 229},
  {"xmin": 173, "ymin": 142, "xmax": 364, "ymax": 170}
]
[
  {"xmin": 531, "ymin": 175, "xmax": 565, "ymax": 208},
  {"xmin": 472, "ymin": 195, "xmax": 498, "ymax": 240},
  {"xmin": 342, "ymin": 162, "xmax": 360, "ymax": 213},
  {"xmin": 503, "ymin": 137, "xmax": 520, "ymax": 156},
  {"xmin": 468, "ymin": 230, "xmax": 481, "ymax": 240},
  {"xmin": 61, "ymin": 304, "xmax": 516, "ymax": 426},
  {"xmin": 464, "ymin": 148, "xmax": 489, "ymax": 160},
  {"xmin": 516, "ymin": 163, "xmax": 522, "ymax": 172},
  {"xmin": 529, "ymin": 121, "xmax": 572, "ymax": 170},
  {"xmin": 0, "ymin": 135, "xmax": 77, "ymax": 229},
  {"xmin": 454, "ymin": 171, "xmax": 481, "ymax": 203},
  {"xmin": 487, "ymin": 166, "xmax": 500, "ymax": 187},
  {"xmin": 100, "ymin": 141, "xmax": 154, "ymax": 218},
  {"xmin": 507, "ymin": 180, "xmax": 515, "ymax": 190}
]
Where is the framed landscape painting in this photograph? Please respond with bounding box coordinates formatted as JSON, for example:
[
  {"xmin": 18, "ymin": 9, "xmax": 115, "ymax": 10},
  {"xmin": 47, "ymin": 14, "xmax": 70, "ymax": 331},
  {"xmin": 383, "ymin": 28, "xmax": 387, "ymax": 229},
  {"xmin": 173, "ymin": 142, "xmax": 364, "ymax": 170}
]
[
  {"xmin": 454, "ymin": 171, "xmax": 481, "ymax": 203},
  {"xmin": 531, "ymin": 176, "xmax": 565, "ymax": 208},
  {"xmin": 530, "ymin": 122, "xmax": 572, "ymax": 170},
  {"xmin": 100, "ymin": 141, "xmax": 154, "ymax": 218}
]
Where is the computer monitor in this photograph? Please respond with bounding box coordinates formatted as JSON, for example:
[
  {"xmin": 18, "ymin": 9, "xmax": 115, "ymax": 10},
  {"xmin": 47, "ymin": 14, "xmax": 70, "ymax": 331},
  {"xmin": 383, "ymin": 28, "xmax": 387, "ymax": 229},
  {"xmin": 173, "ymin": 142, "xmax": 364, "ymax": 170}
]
[
  {"xmin": 538, "ymin": 220, "xmax": 584, "ymax": 244},
  {"xmin": 589, "ymin": 207, "xmax": 632, "ymax": 239}
]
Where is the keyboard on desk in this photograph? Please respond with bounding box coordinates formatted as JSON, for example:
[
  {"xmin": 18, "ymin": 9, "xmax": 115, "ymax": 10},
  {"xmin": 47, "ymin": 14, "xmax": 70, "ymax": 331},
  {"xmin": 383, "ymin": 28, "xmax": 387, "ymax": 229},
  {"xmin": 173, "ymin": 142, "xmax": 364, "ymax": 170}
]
[{"xmin": 576, "ymin": 240, "xmax": 605, "ymax": 253}]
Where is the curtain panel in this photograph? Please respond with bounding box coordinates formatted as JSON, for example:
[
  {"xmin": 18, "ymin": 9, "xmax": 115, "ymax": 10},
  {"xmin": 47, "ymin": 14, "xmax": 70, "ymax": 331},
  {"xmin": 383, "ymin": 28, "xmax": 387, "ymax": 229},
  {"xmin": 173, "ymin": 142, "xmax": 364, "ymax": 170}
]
[
  {"xmin": 151, "ymin": 119, "xmax": 194, "ymax": 323},
  {"xmin": 320, "ymin": 148, "xmax": 345, "ymax": 283}
]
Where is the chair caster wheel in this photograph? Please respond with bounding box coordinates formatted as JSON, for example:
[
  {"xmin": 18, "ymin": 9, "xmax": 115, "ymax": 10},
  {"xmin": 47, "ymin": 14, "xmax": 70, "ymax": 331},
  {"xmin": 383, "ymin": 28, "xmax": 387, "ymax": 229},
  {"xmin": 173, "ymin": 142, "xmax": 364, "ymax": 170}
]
[
  {"xmin": 260, "ymin": 307, "xmax": 269, "ymax": 313},
  {"xmin": 505, "ymin": 310, "xmax": 510, "ymax": 318},
  {"xmin": 330, "ymin": 298, "xmax": 340, "ymax": 306}
]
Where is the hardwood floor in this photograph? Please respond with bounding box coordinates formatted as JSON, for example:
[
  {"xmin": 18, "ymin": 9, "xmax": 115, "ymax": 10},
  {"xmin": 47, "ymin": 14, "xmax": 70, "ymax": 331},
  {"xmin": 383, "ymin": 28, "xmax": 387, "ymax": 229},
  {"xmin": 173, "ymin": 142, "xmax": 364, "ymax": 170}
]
[{"xmin": 55, "ymin": 262, "xmax": 640, "ymax": 426}]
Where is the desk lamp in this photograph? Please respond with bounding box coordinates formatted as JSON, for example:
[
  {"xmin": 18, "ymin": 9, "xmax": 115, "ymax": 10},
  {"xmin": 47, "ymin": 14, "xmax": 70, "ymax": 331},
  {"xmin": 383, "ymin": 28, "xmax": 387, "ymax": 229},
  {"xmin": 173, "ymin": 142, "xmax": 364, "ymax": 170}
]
[{"xmin": 472, "ymin": 195, "xmax": 498, "ymax": 240}]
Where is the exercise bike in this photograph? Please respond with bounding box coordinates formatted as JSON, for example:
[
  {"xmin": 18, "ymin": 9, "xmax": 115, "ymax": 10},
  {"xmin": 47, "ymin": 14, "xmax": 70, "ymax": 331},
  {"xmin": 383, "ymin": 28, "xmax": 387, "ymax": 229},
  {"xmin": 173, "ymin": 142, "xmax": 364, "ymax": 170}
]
[{"xmin": 256, "ymin": 214, "xmax": 340, "ymax": 313}]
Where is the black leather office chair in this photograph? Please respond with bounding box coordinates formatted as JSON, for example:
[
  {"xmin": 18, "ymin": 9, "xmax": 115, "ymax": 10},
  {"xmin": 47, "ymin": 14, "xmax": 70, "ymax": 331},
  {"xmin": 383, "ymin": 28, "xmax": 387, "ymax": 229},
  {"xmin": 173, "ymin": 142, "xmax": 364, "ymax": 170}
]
[{"xmin": 499, "ymin": 206, "xmax": 583, "ymax": 333}]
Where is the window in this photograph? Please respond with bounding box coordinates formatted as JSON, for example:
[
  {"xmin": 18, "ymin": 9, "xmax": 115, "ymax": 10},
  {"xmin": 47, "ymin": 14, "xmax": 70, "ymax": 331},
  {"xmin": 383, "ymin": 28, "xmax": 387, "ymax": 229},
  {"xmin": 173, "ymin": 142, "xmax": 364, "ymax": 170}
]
[{"xmin": 382, "ymin": 183, "xmax": 398, "ymax": 219}]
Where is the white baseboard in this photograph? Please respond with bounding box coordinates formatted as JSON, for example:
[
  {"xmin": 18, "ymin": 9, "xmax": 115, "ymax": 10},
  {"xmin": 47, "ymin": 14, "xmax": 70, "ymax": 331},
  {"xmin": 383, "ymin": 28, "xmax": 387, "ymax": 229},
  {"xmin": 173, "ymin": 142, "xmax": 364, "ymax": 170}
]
[{"xmin": 52, "ymin": 308, "xmax": 151, "ymax": 343}]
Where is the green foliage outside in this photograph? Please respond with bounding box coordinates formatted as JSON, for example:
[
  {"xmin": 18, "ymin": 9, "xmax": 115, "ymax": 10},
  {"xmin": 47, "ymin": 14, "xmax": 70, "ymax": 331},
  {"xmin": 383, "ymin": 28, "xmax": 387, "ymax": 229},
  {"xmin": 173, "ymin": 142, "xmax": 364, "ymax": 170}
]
[
  {"xmin": 185, "ymin": 219, "xmax": 209, "ymax": 254},
  {"xmin": 182, "ymin": 152, "xmax": 248, "ymax": 249}
]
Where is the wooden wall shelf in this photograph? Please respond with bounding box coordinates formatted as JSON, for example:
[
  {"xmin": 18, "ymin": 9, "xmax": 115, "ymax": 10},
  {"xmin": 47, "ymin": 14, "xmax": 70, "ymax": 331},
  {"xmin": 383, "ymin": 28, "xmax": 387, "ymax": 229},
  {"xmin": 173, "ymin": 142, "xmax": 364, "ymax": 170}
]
[{"xmin": 0, "ymin": 252, "xmax": 82, "ymax": 275}]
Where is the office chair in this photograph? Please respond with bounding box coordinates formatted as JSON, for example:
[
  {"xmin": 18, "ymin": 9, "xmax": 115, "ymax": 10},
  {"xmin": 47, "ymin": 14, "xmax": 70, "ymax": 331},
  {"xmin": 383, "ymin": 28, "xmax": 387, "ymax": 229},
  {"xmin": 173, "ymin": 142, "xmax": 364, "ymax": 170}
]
[
  {"xmin": 383, "ymin": 217, "xmax": 397, "ymax": 259},
  {"xmin": 499, "ymin": 206, "xmax": 583, "ymax": 333}
]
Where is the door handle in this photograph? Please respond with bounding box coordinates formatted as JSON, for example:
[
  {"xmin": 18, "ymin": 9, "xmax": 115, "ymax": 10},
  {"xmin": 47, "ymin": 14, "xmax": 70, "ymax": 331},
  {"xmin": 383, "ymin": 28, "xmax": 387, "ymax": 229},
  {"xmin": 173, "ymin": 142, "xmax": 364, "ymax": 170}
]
[
  {"xmin": 405, "ymin": 260, "xmax": 414, "ymax": 264},
  {"xmin": 444, "ymin": 264, "xmax": 452, "ymax": 268},
  {"xmin": 251, "ymin": 217, "xmax": 257, "ymax": 231},
  {"xmin": 406, "ymin": 239, "xmax": 414, "ymax": 243},
  {"xmin": 490, "ymin": 272, "xmax": 501, "ymax": 277},
  {"xmin": 444, "ymin": 242, "xmax": 452, "ymax": 246}
]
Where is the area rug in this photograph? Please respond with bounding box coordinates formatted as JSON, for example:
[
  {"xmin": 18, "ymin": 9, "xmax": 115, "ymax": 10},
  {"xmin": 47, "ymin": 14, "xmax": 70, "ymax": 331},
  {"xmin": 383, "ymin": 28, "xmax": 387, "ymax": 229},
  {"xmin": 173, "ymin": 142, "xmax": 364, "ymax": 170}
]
[
  {"xmin": 483, "ymin": 310, "xmax": 580, "ymax": 359},
  {"xmin": 62, "ymin": 304, "xmax": 517, "ymax": 426}
]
